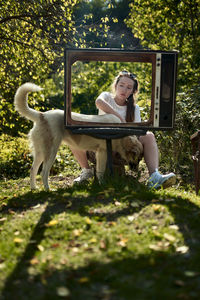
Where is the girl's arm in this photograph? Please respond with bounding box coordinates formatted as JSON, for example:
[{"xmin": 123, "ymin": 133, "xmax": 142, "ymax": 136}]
[{"xmin": 95, "ymin": 98, "xmax": 126, "ymax": 123}]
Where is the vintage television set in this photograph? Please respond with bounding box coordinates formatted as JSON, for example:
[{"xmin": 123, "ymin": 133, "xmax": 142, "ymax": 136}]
[{"xmin": 64, "ymin": 48, "xmax": 178, "ymax": 132}]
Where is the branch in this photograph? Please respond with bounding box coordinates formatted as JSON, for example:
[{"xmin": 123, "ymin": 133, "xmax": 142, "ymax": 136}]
[
  {"xmin": 0, "ymin": 11, "xmax": 53, "ymax": 25},
  {"xmin": 0, "ymin": 14, "xmax": 36, "ymax": 24},
  {"xmin": 0, "ymin": 35, "xmax": 52, "ymax": 61}
]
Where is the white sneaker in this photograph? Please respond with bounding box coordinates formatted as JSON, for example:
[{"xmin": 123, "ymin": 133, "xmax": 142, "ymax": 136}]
[
  {"xmin": 73, "ymin": 168, "xmax": 93, "ymax": 184},
  {"xmin": 147, "ymin": 169, "xmax": 176, "ymax": 189}
]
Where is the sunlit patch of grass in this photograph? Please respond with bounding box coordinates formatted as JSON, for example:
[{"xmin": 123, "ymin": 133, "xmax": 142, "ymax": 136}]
[{"xmin": 0, "ymin": 175, "xmax": 200, "ymax": 299}]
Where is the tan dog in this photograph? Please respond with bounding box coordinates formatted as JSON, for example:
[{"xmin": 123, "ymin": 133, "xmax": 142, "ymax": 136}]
[{"xmin": 14, "ymin": 83, "xmax": 143, "ymax": 190}]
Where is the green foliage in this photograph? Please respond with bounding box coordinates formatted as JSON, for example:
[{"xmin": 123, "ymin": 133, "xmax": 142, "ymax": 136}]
[
  {"xmin": 125, "ymin": 0, "xmax": 200, "ymax": 180},
  {"xmin": 74, "ymin": 0, "xmax": 138, "ymax": 48},
  {"xmin": 1, "ymin": 0, "xmax": 122, "ymax": 135},
  {"xmin": 1, "ymin": 0, "xmax": 136, "ymax": 135},
  {"xmin": 126, "ymin": 0, "xmax": 200, "ymax": 88},
  {"xmin": 0, "ymin": 0, "xmax": 80, "ymax": 135},
  {"xmin": 0, "ymin": 134, "xmax": 79, "ymax": 180},
  {"xmin": 156, "ymin": 85, "xmax": 200, "ymax": 182},
  {"xmin": 0, "ymin": 134, "xmax": 32, "ymax": 179}
]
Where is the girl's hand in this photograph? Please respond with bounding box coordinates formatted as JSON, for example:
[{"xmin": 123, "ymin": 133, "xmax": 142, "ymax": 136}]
[{"xmin": 119, "ymin": 116, "xmax": 126, "ymax": 123}]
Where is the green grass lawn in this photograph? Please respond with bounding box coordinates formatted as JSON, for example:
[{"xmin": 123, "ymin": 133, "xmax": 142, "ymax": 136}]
[{"xmin": 0, "ymin": 173, "xmax": 200, "ymax": 300}]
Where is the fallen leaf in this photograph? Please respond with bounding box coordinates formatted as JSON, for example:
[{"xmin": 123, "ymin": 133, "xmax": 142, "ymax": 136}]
[
  {"xmin": 46, "ymin": 219, "xmax": 59, "ymax": 227},
  {"xmin": 51, "ymin": 243, "xmax": 60, "ymax": 248},
  {"xmin": 149, "ymin": 244, "xmax": 162, "ymax": 251},
  {"xmin": 0, "ymin": 263, "xmax": 6, "ymax": 270},
  {"xmin": 14, "ymin": 237, "xmax": 23, "ymax": 244},
  {"xmin": 152, "ymin": 204, "xmax": 163, "ymax": 212},
  {"xmin": 184, "ymin": 270, "xmax": 199, "ymax": 277},
  {"xmin": 30, "ymin": 257, "xmax": 39, "ymax": 265},
  {"xmin": 57, "ymin": 286, "xmax": 70, "ymax": 297},
  {"xmin": 78, "ymin": 277, "xmax": 89, "ymax": 283},
  {"xmin": 60, "ymin": 258, "xmax": 68, "ymax": 265},
  {"xmin": 149, "ymin": 241, "xmax": 170, "ymax": 251},
  {"xmin": 73, "ymin": 229, "xmax": 83, "ymax": 237},
  {"xmin": 89, "ymin": 238, "xmax": 97, "ymax": 243},
  {"xmin": 66, "ymin": 201, "xmax": 72, "ymax": 208},
  {"xmin": 128, "ymin": 214, "xmax": 138, "ymax": 222},
  {"xmin": 127, "ymin": 216, "xmax": 134, "ymax": 222},
  {"xmin": 136, "ymin": 229, "xmax": 143, "ymax": 234},
  {"xmin": 71, "ymin": 247, "xmax": 79, "ymax": 253},
  {"xmin": 100, "ymin": 240, "xmax": 107, "ymax": 249},
  {"xmin": 153, "ymin": 230, "xmax": 162, "ymax": 238},
  {"xmin": 32, "ymin": 204, "xmax": 41, "ymax": 209},
  {"xmin": 163, "ymin": 233, "xmax": 176, "ymax": 242},
  {"xmin": 117, "ymin": 238, "xmax": 128, "ymax": 247},
  {"xmin": 176, "ymin": 246, "xmax": 189, "ymax": 254},
  {"xmin": 152, "ymin": 225, "xmax": 158, "ymax": 230},
  {"xmin": 108, "ymin": 221, "xmax": 116, "ymax": 227},
  {"xmin": 0, "ymin": 217, "xmax": 7, "ymax": 222},
  {"xmin": 85, "ymin": 217, "xmax": 92, "ymax": 225},
  {"xmin": 169, "ymin": 225, "xmax": 179, "ymax": 230},
  {"xmin": 37, "ymin": 244, "xmax": 44, "ymax": 252}
]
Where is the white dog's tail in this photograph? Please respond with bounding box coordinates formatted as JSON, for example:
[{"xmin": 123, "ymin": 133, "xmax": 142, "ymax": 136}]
[{"xmin": 14, "ymin": 82, "xmax": 43, "ymax": 122}]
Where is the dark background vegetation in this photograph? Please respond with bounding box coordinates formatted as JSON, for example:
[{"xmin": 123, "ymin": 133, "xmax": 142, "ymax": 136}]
[{"xmin": 0, "ymin": 0, "xmax": 200, "ymax": 185}]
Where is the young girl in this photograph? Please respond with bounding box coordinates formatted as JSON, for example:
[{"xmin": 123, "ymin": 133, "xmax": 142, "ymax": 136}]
[{"xmin": 71, "ymin": 70, "xmax": 176, "ymax": 189}]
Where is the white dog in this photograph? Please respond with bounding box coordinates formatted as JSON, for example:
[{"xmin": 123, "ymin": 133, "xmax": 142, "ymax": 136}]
[{"xmin": 14, "ymin": 83, "xmax": 143, "ymax": 190}]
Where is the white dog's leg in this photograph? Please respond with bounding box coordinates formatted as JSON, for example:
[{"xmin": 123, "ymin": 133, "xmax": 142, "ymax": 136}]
[
  {"xmin": 41, "ymin": 150, "xmax": 58, "ymax": 191},
  {"xmin": 30, "ymin": 152, "xmax": 43, "ymax": 190},
  {"xmin": 96, "ymin": 149, "xmax": 107, "ymax": 182}
]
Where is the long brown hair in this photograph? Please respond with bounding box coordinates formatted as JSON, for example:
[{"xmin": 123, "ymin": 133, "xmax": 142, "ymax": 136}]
[{"xmin": 112, "ymin": 70, "xmax": 139, "ymax": 122}]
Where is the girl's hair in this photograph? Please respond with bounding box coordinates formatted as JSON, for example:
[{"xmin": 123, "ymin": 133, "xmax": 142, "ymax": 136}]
[{"xmin": 112, "ymin": 70, "xmax": 139, "ymax": 122}]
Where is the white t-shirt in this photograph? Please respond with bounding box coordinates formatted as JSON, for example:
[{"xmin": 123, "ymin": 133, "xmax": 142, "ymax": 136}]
[{"xmin": 97, "ymin": 92, "xmax": 141, "ymax": 122}]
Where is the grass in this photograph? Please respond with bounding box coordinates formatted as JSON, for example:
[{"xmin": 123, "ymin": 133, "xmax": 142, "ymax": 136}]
[{"xmin": 0, "ymin": 172, "xmax": 200, "ymax": 300}]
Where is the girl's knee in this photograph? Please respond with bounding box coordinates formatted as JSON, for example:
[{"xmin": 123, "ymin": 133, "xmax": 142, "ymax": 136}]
[
  {"xmin": 146, "ymin": 131, "xmax": 155, "ymax": 141},
  {"xmin": 139, "ymin": 132, "xmax": 156, "ymax": 145}
]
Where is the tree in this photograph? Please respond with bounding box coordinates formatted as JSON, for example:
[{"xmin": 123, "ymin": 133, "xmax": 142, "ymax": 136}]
[
  {"xmin": 126, "ymin": 0, "xmax": 200, "ymax": 88},
  {"xmin": 0, "ymin": 0, "xmax": 141, "ymax": 135},
  {"xmin": 0, "ymin": 0, "xmax": 81, "ymax": 134},
  {"xmin": 74, "ymin": 0, "xmax": 139, "ymax": 48},
  {"xmin": 1, "ymin": 0, "xmax": 134, "ymax": 135},
  {"xmin": 126, "ymin": 0, "xmax": 200, "ymax": 181}
]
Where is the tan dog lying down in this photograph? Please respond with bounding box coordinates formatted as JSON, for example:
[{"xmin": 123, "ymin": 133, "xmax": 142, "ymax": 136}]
[{"xmin": 14, "ymin": 83, "xmax": 143, "ymax": 190}]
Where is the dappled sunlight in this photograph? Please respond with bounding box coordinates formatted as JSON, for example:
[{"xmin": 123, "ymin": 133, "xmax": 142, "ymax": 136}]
[{"xmin": 1, "ymin": 176, "xmax": 200, "ymax": 298}]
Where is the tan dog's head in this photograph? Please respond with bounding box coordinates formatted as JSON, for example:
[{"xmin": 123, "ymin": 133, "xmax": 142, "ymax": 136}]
[{"xmin": 121, "ymin": 135, "xmax": 143, "ymax": 169}]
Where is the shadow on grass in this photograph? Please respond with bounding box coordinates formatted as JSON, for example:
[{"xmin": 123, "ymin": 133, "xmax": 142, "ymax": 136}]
[{"xmin": 1, "ymin": 178, "xmax": 200, "ymax": 300}]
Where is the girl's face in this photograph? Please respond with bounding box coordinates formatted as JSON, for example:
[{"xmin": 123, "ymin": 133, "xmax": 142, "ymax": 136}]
[{"xmin": 115, "ymin": 76, "xmax": 134, "ymax": 105}]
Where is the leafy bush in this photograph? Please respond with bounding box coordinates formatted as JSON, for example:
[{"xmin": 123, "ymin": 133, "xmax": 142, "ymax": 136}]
[
  {"xmin": 0, "ymin": 134, "xmax": 79, "ymax": 180},
  {"xmin": 156, "ymin": 85, "xmax": 200, "ymax": 183},
  {"xmin": 0, "ymin": 134, "xmax": 32, "ymax": 179}
]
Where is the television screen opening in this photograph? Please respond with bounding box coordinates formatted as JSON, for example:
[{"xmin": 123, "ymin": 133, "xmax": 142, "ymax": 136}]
[{"xmin": 64, "ymin": 48, "xmax": 178, "ymax": 130}]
